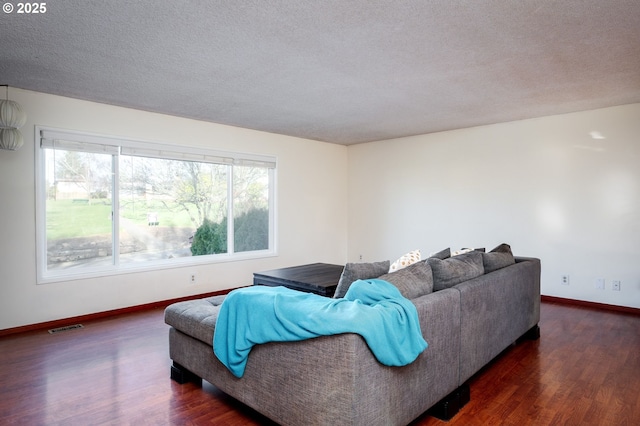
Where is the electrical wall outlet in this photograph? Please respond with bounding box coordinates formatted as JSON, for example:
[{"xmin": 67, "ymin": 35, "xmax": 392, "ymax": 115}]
[
  {"xmin": 595, "ymin": 278, "xmax": 605, "ymax": 290},
  {"xmin": 612, "ymin": 280, "xmax": 621, "ymax": 291},
  {"xmin": 561, "ymin": 275, "xmax": 570, "ymax": 285},
  {"xmin": 190, "ymin": 273, "xmax": 197, "ymax": 285}
]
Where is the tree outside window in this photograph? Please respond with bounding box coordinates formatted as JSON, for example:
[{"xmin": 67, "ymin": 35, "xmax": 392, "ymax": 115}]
[{"xmin": 40, "ymin": 136, "xmax": 274, "ymax": 279}]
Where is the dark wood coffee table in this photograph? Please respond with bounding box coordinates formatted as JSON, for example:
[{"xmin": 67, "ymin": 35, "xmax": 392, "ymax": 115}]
[{"xmin": 253, "ymin": 263, "xmax": 344, "ymax": 297}]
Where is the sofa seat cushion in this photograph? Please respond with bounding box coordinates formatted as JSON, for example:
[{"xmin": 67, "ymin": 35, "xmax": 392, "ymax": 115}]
[
  {"xmin": 428, "ymin": 251, "xmax": 484, "ymax": 291},
  {"xmin": 164, "ymin": 295, "xmax": 226, "ymax": 345}
]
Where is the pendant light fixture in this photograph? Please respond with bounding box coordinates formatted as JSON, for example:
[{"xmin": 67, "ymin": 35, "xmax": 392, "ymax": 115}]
[{"xmin": 0, "ymin": 85, "xmax": 27, "ymax": 151}]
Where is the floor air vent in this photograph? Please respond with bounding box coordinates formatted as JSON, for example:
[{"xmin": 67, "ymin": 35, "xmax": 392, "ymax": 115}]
[{"xmin": 48, "ymin": 324, "xmax": 84, "ymax": 334}]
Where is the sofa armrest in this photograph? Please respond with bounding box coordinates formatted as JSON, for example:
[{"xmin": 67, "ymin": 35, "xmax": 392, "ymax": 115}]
[{"xmin": 455, "ymin": 257, "xmax": 541, "ymax": 384}]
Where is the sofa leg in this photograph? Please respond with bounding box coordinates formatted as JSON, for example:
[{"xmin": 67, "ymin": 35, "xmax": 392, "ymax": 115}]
[
  {"xmin": 170, "ymin": 362, "xmax": 202, "ymax": 385},
  {"xmin": 428, "ymin": 393, "xmax": 459, "ymax": 421},
  {"xmin": 457, "ymin": 382, "xmax": 470, "ymax": 408},
  {"xmin": 428, "ymin": 383, "xmax": 469, "ymax": 421},
  {"xmin": 522, "ymin": 324, "xmax": 541, "ymax": 340}
]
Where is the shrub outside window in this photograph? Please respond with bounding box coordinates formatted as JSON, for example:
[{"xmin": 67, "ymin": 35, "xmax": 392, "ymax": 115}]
[{"xmin": 36, "ymin": 127, "xmax": 276, "ymax": 283}]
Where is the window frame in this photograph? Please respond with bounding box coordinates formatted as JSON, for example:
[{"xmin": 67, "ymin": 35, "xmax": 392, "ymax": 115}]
[{"xmin": 35, "ymin": 126, "xmax": 277, "ymax": 284}]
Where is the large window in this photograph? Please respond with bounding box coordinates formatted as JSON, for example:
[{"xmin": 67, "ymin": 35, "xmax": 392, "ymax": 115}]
[{"xmin": 36, "ymin": 127, "xmax": 276, "ymax": 283}]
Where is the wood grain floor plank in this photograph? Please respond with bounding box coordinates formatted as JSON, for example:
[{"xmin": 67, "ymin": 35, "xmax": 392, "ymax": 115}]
[{"xmin": 1, "ymin": 302, "xmax": 639, "ymax": 425}]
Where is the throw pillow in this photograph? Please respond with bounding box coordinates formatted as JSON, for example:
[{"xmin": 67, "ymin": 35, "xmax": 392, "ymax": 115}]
[
  {"xmin": 389, "ymin": 249, "xmax": 421, "ymax": 273},
  {"xmin": 482, "ymin": 243, "xmax": 515, "ymax": 273},
  {"xmin": 452, "ymin": 247, "xmax": 486, "ymax": 256},
  {"xmin": 427, "ymin": 251, "xmax": 484, "ymax": 291},
  {"xmin": 333, "ymin": 260, "xmax": 391, "ymax": 298},
  {"xmin": 451, "ymin": 248, "xmax": 474, "ymax": 256},
  {"xmin": 378, "ymin": 261, "xmax": 433, "ymax": 299},
  {"xmin": 428, "ymin": 247, "xmax": 451, "ymax": 260}
]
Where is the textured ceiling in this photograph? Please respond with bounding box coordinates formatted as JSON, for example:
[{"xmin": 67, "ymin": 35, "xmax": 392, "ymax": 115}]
[{"xmin": 1, "ymin": 0, "xmax": 639, "ymax": 145}]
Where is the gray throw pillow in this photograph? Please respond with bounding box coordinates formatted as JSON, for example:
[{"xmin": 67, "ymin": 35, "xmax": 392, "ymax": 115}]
[
  {"xmin": 333, "ymin": 260, "xmax": 390, "ymax": 298},
  {"xmin": 427, "ymin": 251, "xmax": 484, "ymax": 291},
  {"xmin": 429, "ymin": 247, "xmax": 451, "ymax": 260},
  {"xmin": 482, "ymin": 243, "xmax": 515, "ymax": 273},
  {"xmin": 378, "ymin": 261, "xmax": 434, "ymax": 299}
]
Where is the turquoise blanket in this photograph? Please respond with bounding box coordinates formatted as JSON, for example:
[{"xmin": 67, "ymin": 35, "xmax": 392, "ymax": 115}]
[{"xmin": 213, "ymin": 279, "xmax": 428, "ymax": 378}]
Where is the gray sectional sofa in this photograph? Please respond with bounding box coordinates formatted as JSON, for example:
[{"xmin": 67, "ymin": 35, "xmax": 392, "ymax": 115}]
[{"xmin": 164, "ymin": 247, "xmax": 541, "ymax": 425}]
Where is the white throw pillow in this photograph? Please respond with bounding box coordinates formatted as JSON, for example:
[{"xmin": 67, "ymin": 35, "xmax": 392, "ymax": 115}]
[{"xmin": 389, "ymin": 249, "xmax": 421, "ymax": 273}]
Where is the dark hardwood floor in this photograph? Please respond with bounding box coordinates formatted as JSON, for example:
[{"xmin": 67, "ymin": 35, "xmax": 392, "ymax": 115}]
[{"xmin": 1, "ymin": 301, "xmax": 638, "ymax": 425}]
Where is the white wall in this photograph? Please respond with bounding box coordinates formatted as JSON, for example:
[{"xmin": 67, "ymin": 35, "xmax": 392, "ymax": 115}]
[
  {"xmin": 2, "ymin": 91, "xmax": 637, "ymax": 331},
  {"xmin": 0, "ymin": 89, "xmax": 348, "ymax": 330},
  {"xmin": 347, "ymin": 104, "xmax": 640, "ymax": 309}
]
